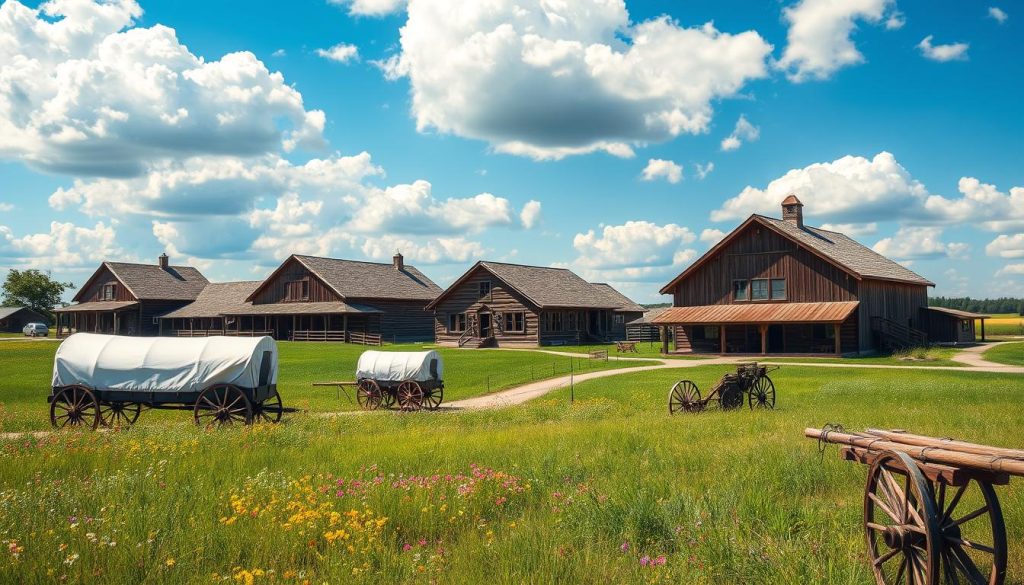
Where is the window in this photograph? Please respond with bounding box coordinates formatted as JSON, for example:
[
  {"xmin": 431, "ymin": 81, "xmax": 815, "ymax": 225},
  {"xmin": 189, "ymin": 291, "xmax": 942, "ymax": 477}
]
[
  {"xmin": 545, "ymin": 312, "xmax": 564, "ymax": 332},
  {"xmin": 101, "ymin": 284, "xmax": 116, "ymax": 301},
  {"xmin": 771, "ymin": 279, "xmax": 786, "ymax": 300},
  {"xmin": 568, "ymin": 311, "xmax": 578, "ymax": 331},
  {"xmin": 448, "ymin": 313, "xmax": 467, "ymax": 333},
  {"xmin": 751, "ymin": 279, "xmax": 769, "ymax": 301},
  {"xmin": 812, "ymin": 324, "xmax": 835, "ymax": 339},
  {"xmin": 285, "ymin": 279, "xmax": 309, "ymax": 301},
  {"xmin": 479, "ymin": 281, "xmax": 491, "ymax": 298},
  {"xmin": 960, "ymin": 320, "xmax": 971, "ymax": 333},
  {"xmin": 704, "ymin": 325, "xmax": 720, "ymax": 340},
  {"xmin": 504, "ymin": 311, "xmax": 525, "ymax": 333},
  {"xmin": 614, "ymin": 314, "xmax": 624, "ymax": 324},
  {"xmin": 733, "ymin": 280, "xmax": 749, "ymax": 301}
]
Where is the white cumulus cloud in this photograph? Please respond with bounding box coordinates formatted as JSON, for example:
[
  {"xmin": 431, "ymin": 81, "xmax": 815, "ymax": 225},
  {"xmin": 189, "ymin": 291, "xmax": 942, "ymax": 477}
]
[
  {"xmin": 380, "ymin": 0, "xmax": 773, "ymax": 159},
  {"xmin": 572, "ymin": 221, "xmax": 697, "ymax": 279},
  {"xmin": 330, "ymin": 0, "xmax": 406, "ymax": 17},
  {"xmin": 988, "ymin": 7, "xmax": 1008, "ymax": 24},
  {"xmin": 917, "ymin": 36, "xmax": 969, "ymax": 62},
  {"xmin": 0, "ymin": 221, "xmax": 119, "ymax": 269},
  {"xmin": 694, "ymin": 161, "xmax": 714, "ymax": 180},
  {"xmin": 316, "ymin": 43, "xmax": 360, "ymax": 63},
  {"xmin": 776, "ymin": 0, "xmax": 895, "ymax": 82},
  {"xmin": 641, "ymin": 159, "xmax": 683, "ymax": 184},
  {"xmin": 0, "ymin": 0, "xmax": 326, "ymax": 177},
  {"xmin": 986, "ymin": 234, "xmax": 1024, "ymax": 259},
  {"xmin": 872, "ymin": 227, "xmax": 968, "ymax": 261},
  {"xmin": 720, "ymin": 115, "xmax": 759, "ymax": 151},
  {"xmin": 520, "ymin": 200, "xmax": 542, "ymax": 229}
]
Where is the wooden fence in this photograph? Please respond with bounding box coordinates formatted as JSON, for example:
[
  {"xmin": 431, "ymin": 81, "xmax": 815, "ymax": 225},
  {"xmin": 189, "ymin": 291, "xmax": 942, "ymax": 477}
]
[
  {"xmin": 290, "ymin": 330, "xmax": 382, "ymax": 346},
  {"xmin": 174, "ymin": 329, "xmax": 273, "ymax": 337}
]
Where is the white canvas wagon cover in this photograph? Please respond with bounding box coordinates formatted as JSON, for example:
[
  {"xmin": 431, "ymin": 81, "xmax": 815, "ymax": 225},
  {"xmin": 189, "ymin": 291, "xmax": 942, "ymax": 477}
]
[
  {"xmin": 52, "ymin": 333, "xmax": 278, "ymax": 393},
  {"xmin": 356, "ymin": 350, "xmax": 443, "ymax": 383}
]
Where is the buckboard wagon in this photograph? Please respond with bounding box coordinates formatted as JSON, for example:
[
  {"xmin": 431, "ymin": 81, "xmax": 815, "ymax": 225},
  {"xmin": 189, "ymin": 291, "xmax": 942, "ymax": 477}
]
[
  {"xmin": 807, "ymin": 426, "xmax": 1024, "ymax": 585},
  {"xmin": 355, "ymin": 350, "xmax": 444, "ymax": 411},
  {"xmin": 668, "ymin": 363, "xmax": 777, "ymax": 414},
  {"xmin": 49, "ymin": 333, "xmax": 289, "ymax": 429}
]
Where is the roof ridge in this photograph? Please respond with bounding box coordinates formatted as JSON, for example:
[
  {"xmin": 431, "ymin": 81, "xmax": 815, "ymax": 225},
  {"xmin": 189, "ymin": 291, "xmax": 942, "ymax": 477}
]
[
  {"xmin": 293, "ymin": 254, "xmax": 417, "ymax": 269},
  {"xmin": 482, "ymin": 260, "xmax": 574, "ymax": 272}
]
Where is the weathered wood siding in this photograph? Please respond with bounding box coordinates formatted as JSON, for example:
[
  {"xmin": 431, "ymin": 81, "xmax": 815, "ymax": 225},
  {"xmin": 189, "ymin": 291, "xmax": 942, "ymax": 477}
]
[
  {"xmin": 855, "ymin": 280, "xmax": 929, "ymax": 351},
  {"xmin": 921, "ymin": 309, "xmax": 975, "ymax": 343},
  {"xmin": 353, "ymin": 299, "xmax": 434, "ymax": 342},
  {"xmin": 671, "ymin": 224, "xmax": 857, "ymax": 307},
  {"xmin": 77, "ymin": 265, "xmax": 137, "ymax": 302},
  {"xmin": 251, "ymin": 258, "xmax": 340, "ymax": 305},
  {"xmin": 433, "ymin": 267, "xmax": 541, "ymax": 347}
]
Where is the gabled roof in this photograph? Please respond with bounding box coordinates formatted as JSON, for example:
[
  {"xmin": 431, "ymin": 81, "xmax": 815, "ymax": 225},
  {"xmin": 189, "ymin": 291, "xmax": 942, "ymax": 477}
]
[
  {"xmin": 590, "ymin": 283, "xmax": 645, "ymax": 313},
  {"xmin": 427, "ymin": 261, "xmax": 636, "ymax": 310},
  {"xmin": 73, "ymin": 262, "xmax": 208, "ymax": 302},
  {"xmin": 0, "ymin": 306, "xmax": 47, "ymax": 320},
  {"xmin": 246, "ymin": 255, "xmax": 442, "ymax": 303},
  {"xmin": 659, "ymin": 215, "xmax": 934, "ymax": 294},
  {"xmin": 160, "ymin": 281, "xmax": 263, "ymax": 318}
]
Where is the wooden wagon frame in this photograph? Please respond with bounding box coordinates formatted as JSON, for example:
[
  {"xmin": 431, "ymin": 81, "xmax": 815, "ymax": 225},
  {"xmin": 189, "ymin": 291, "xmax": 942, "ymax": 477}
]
[
  {"xmin": 354, "ymin": 350, "xmax": 444, "ymax": 412},
  {"xmin": 668, "ymin": 362, "xmax": 777, "ymax": 414}
]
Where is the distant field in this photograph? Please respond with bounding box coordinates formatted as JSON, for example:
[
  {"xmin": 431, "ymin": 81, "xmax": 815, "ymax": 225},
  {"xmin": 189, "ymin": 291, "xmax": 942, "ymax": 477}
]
[
  {"xmin": 0, "ymin": 341, "xmax": 644, "ymax": 433},
  {"xmin": 982, "ymin": 341, "xmax": 1024, "ymax": 366},
  {"xmin": 0, "ymin": 365, "xmax": 1021, "ymax": 583},
  {"xmin": 978, "ymin": 313, "xmax": 1024, "ymax": 337}
]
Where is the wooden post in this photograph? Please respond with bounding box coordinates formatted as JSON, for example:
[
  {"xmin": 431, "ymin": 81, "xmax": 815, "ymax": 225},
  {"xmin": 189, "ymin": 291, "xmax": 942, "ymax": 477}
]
[
  {"xmin": 981, "ymin": 319, "xmax": 986, "ymax": 341},
  {"xmin": 661, "ymin": 326, "xmax": 669, "ymax": 354},
  {"xmin": 759, "ymin": 324, "xmax": 768, "ymax": 355},
  {"xmin": 343, "ymin": 314, "xmax": 348, "ymax": 343},
  {"xmin": 720, "ymin": 325, "xmax": 727, "ymax": 355},
  {"xmin": 292, "ymin": 315, "xmax": 296, "ymax": 341},
  {"xmin": 158, "ymin": 316, "xmax": 163, "ymax": 336},
  {"xmin": 833, "ymin": 323, "xmax": 841, "ymax": 355},
  {"xmin": 113, "ymin": 311, "xmax": 119, "ymax": 335}
]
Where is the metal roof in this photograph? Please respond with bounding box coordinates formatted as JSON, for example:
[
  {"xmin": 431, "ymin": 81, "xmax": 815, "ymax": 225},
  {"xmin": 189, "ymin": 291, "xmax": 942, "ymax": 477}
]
[
  {"xmin": 652, "ymin": 301, "xmax": 859, "ymax": 325},
  {"xmin": 53, "ymin": 301, "xmax": 139, "ymax": 312},
  {"xmin": 926, "ymin": 306, "xmax": 990, "ymax": 320}
]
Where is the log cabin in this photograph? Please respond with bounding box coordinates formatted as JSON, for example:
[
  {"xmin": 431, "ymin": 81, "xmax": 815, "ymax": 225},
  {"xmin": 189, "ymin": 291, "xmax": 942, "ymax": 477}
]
[
  {"xmin": 653, "ymin": 196, "xmax": 988, "ymax": 355},
  {"xmin": 160, "ymin": 253, "xmax": 441, "ymax": 343},
  {"xmin": 427, "ymin": 261, "xmax": 644, "ymax": 348},
  {"xmin": 53, "ymin": 254, "xmax": 208, "ymax": 336}
]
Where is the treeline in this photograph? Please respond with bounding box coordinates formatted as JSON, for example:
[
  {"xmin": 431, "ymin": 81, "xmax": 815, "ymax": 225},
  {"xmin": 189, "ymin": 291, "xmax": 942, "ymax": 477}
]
[{"xmin": 929, "ymin": 297, "xmax": 1024, "ymax": 315}]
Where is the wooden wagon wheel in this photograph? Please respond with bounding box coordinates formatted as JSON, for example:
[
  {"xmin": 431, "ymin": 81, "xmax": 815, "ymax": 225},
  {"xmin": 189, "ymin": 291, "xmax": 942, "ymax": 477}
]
[
  {"xmin": 863, "ymin": 451, "xmax": 941, "ymax": 585},
  {"xmin": 194, "ymin": 384, "xmax": 252, "ymax": 428},
  {"xmin": 381, "ymin": 388, "xmax": 397, "ymax": 409},
  {"xmin": 50, "ymin": 385, "xmax": 100, "ymax": 430},
  {"xmin": 719, "ymin": 384, "xmax": 744, "ymax": 410},
  {"xmin": 668, "ymin": 381, "xmax": 704, "ymax": 414},
  {"xmin": 356, "ymin": 380, "xmax": 383, "ymax": 410},
  {"xmin": 253, "ymin": 391, "xmax": 284, "ymax": 424},
  {"xmin": 397, "ymin": 381, "xmax": 424, "ymax": 412},
  {"xmin": 423, "ymin": 386, "xmax": 443, "ymax": 411},
  {"xmin": 748, "ymin": 376, "xmax": 776, "ymax": 410},
  {"xmin": 99, "ymin": 401, "xmax": 141, "ymax": 429},
  {"xmin": 931, "ymin": 477, "xmax": 1007, "ymax": 585}
]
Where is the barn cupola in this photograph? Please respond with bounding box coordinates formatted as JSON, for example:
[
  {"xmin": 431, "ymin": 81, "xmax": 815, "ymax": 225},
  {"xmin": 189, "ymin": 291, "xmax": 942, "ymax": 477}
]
[
  {"xmin": 393, "ymin": 252, "xmax": 404, "ymax": 271},
  {"xmin": 781, "ymin": 194, "xmax": 804, "ymax": 229},
  {"xmin": 158, "ymin": 253, "xmax": 169, "ymax": 270}
]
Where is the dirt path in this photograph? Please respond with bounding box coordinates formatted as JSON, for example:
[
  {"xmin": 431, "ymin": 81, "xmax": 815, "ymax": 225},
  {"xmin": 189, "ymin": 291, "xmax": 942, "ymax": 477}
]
[{"xmin": 948, "ymin": 342, "xmax": 1021, "ymax": 369}]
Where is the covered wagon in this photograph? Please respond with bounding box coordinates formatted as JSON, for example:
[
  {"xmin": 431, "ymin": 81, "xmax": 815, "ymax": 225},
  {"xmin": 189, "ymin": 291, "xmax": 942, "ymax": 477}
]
[
  {"xmin": 49, "ymin": 333, "xmax": 284, "ymax": 429},
  {"xmin": 355, "ymin": 350, "xmax": 444, "ymax": 411}
]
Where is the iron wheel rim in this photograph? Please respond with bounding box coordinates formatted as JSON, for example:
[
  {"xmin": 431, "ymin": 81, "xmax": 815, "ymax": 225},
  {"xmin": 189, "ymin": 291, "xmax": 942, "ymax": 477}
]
[
  {"xmin": 193, "ymin": 384, "xmax": 253, "ymax": 428},
  {"xmin": 356, "ymin": 380, "xmax": 382, "ymax": 410},
  {"xmin": 668, "ymin": 380, "xmax": 702, "ymax": 414},
  {"xmin": 50, "ymin": 385, "xmax": 100, "ymax": 430}
]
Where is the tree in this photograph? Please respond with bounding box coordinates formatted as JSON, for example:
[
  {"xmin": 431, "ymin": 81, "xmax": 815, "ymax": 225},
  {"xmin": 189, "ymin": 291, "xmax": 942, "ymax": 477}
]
[{"xmin": 1, "ymin": 269, "xmax": 75, "ymax": 322}]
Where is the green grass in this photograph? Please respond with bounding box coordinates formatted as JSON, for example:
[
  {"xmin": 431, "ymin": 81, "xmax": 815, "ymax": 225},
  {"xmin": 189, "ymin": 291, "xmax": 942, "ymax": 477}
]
[
  {"xmin": 0, "ymin": 341, "xmax": 644, "ymax": 432},
  {"xmin": 764, "ymin": 346, "xmax": 964, "ymax": 367},
  {"xmin": 541, "ymin": 342, "xmax": 711, "ymax": 360},
  {"xmin": 0, "ymin": 362, "xmax": 1021, "ymax": 584},
  {"xmin": 982, "ymin": 341, "xmax": 1024, "ymax": 366}
]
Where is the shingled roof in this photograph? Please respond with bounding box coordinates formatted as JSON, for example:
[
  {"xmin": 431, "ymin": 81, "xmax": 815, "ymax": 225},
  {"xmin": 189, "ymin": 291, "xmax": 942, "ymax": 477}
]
[
  {"xmin": 246, "ymin": 255, "xmax": 442, "ymax": 302},
  {"xmin": 590, "ymin": 283, "xmax": 646, "ymax": 313},
  {"xmin": 160, "ymin": 281, "xmax": 263, "ymax": 318},
  {"xmin": 428, "ymin": 261, "xmax": 641, "ymax": 310},
  {"xmin": 660, "ymin": 210, "xmax": 934, "ymax": 294},
  {"xmin": 72, "ymin": 261, "xmax": 209, "ymax": 302}
]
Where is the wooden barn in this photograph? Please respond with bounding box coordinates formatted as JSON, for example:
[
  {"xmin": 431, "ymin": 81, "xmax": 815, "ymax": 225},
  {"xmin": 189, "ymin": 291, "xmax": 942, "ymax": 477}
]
[
  {"xmin": 428, "ymin": 261, "xmax": 644, "ymax": 348},
  {"xmin": 161, "ymin": 253, "xmax": 441, "ymax": 343},
  {"xmin": 625, "ymin": 307, "xmax": 670, "ymax": 342},
  {"xmin": 654, "ymin": 196, "xmax": 986, "ymax": 355},
  {"xmin": 53, "ymin": 254, "xmax": 208, "ymax": 337},
  {"xmin": 0, "ymin": 306, "xmax": 50, "ymax": 332}
]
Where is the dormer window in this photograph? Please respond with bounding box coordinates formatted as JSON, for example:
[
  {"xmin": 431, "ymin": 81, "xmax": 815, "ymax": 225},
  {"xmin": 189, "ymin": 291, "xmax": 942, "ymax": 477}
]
[
  {"xmin": 285, "ymin": 278, "xmax": 309, "ymax": 301},
  {"xmin": 102, "ymin": 284, "xmax": 117, "ymax": 301},
  {"xmin": 479, "ymin": 280, "xmax": 491, "ymax": 298}
]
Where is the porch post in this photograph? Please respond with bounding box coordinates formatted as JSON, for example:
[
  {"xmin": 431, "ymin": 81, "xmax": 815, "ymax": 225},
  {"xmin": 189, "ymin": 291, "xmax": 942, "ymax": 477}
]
[
  {"xmin": 980, "ymin": 319, "xmax": 986, "ymax": 341},
  {"xmin": 343, "ymin": 314, "xmax": 349, "ymax": 343},
  {"xmin": 292, "ymin": 315, "xmax": 296, "ymax": 340},
  {"xmin": 113, "ymin": 311, "xmax": 119, "ymax": 335},
  {"xmin": 833, "ymin": 323, "xmax": 841, "ymax": 355},
  {"xmin": 661, "ymin": 326, "xmax": 669, "ymax": 354},
  {"xmin": 158, "ymin": 317, "xmax": 163, "ymax": 336},
  {"xmin": 720, "ymin": 325, "xmax": 727, "ymax": 354},
  {"xmin": 759, "ymin": 324, "xmax": 768, "ymax": 355}
]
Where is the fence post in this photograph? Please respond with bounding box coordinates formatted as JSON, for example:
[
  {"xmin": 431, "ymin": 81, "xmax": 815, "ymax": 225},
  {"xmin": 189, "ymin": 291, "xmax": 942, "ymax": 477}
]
[
  {"xmin": 570, "ymin": 358, "xmax": 574, "ymax": 404},
  {"xmin": 487, "ymin": 375, "xmax": 490, "ymax": 393}
]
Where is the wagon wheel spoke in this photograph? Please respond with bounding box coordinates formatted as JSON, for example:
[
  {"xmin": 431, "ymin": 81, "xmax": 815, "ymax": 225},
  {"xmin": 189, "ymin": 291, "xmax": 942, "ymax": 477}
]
[
  {"xmin": 945, "ymin": 537, "xmax": 995, "ymax": 556},
  {"xmin": 894, "ymin": 557, "xmax": 907, "ymax": 584},
  {"xmin": 944, "ymin": 484, "xmax": 967, "ymax": 521},
  {"xmin": 949, "ymin": 506, "xmax": 990, "ymax": 529},
  {"xmin": 200, "ymin": 395, "xmax": 219, "ymax": 410},
  {"xmin": 946, "ymin": 544, "xmax": 986, "ymax": 583},
  {"xmin": 868, "ymin": 491, "xmax": 902, "ymax": 524},
  {"xmin": 941, "ymin": 550, "xmax": 961, "ymax": 585},
  {"xmin": 873, "ymin": 546, "xmax": 901, "ymax": 567}
]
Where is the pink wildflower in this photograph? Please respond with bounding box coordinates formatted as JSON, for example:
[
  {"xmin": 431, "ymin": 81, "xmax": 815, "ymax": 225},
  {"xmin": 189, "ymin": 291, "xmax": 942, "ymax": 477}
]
[
  {"xmin": 655, "ymin": 555, "xmax": 667, "ymax": 566},
  {"xmin": 403, "ymin": 543, "xmax": 413, "ymax": 552},
  {"xmin": 639, "ymin": 556, "xmax": 651, "ymax": 567},
  {"xmin": 620, "ymin": 541, "xmax": 629, "ymax": 553}
]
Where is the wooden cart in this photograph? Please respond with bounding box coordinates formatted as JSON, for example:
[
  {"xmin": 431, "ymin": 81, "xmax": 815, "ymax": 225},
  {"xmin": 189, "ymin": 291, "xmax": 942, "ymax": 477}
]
[
  {"xmin": 806, "ymin": 426, "xmax": 1024, "ymax": 585},
  {"xmin": 668, "ymin": 362, "xmax": 777, "ymax": 414},
  {"xmin": 48, "ymin": 333, "xmax": 288, "ymax": 429},
  {"xmin": 354, "ymin": 350, "xmax": 444, "ymax": 412}
]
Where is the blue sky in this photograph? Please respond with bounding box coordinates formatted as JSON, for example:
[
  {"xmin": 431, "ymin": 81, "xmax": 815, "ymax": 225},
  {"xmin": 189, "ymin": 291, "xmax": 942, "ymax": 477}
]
[{"xmin": 0, "ymin": 0, "xmax": 1021, "ymax": 303}]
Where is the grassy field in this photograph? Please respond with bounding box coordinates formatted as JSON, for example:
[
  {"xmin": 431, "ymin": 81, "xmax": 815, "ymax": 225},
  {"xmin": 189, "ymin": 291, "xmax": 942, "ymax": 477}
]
[
  {"xmin": 0, "ymin": 347, "xmax": 1022, "ymax": 583},
  {"xmin": 979, "ymin": 313, "xmax": 1024, "ymax": 338},
  {"xmin": 982, "ymin": 341, "xmax": 1024, "ymax": 366},
  {"xmin": 0, "ymin": 341, "xmax": 644, "ymax": 433},
  {"xmin": 540, "ymin": 341, "xmax": 710, "ymax": 359}
]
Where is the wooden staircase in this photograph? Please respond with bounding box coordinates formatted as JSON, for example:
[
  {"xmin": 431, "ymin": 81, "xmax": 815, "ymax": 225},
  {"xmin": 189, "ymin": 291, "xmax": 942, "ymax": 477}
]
[
  {"xmin": 461, "ymin": 336, "xmax": 495, "ymax": 349},
  {"xmin": 871, "ymin": 316, "xmax": 928, "ymax": 350}
]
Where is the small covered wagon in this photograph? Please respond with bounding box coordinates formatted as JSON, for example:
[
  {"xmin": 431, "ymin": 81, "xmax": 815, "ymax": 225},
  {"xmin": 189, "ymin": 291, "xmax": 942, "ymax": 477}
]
[
  {"xmin": 49, "ymin": 333, "xmax": 284, "ymax": 429},
  {"xmin": 355, "ymin": 350, "xmax": 443, "ymax": 411}
]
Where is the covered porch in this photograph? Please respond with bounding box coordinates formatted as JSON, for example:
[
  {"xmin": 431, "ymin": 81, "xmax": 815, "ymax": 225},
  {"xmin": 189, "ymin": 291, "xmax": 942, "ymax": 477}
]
[
  {"xmin": 652, "ymin": 301, "xmax": 859, "ymax": 356},
  {"xmin": 52, "ymin": 301, "xmax": 140, "ymax": 338},
  {"xmin": 162, "ymin": 301, "xmax": 384, "ymax": 343}
]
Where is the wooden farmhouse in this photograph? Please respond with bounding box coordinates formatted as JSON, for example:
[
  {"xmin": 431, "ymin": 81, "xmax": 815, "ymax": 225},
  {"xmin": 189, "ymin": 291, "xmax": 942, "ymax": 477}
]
[
  {"xmin": 427, "ymin": 261, "xmax": 644, "ymax": 348},
  {"xmin": 654, "ymin": 196, "xmax": 988, "ymax": 355},
  {"xmin": 53, "ymin": 254, "xmax": 208, "ymax": 336},
  {"xmin": 161, "ymin": 253, "xmax": 441, "ymax": 343}
]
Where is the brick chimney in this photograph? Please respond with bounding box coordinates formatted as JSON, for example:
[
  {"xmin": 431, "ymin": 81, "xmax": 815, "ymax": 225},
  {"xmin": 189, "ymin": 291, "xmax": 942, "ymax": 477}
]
[
  {"xmin": 781, "ymin": 194, "xmax": 804, "ymax": 228},
  {"xmin": 393, "ymin": 252, "xmax": 404, "ymax": 271},
  {"xmin": 158, "ymin": 252, "xmax": 169, "ymax": 269}
]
